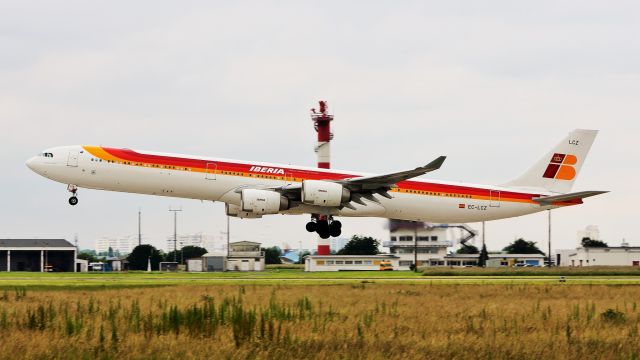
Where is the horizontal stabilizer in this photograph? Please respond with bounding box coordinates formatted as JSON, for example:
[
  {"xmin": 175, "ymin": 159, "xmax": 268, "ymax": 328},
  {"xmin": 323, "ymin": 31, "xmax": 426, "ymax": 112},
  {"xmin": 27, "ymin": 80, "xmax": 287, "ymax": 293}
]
[{"xmin": 532, "ymin": 190, "xmax": 608, "ymax": 205}]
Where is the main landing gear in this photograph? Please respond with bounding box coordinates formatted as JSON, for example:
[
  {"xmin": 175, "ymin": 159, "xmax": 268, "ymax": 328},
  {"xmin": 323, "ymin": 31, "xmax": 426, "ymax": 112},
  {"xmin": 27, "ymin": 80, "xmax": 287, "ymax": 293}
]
[
  {"xmin": 306, "ymin": 216, "xmax": 341, "ymax": 239},
  {"xmin": 67, "ymin": 184, "xmax": 78, "ymax": 206}
]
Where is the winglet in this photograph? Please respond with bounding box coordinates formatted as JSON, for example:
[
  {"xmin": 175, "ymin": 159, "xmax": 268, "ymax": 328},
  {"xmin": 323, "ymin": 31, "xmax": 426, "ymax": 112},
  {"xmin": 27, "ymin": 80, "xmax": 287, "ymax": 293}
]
[
  {"xmin": 338, "ymin": 155, "xmax": 446, "ymax": 191},
  {"xmin": 422, "ymin": 156, "xmax": 446, "ymax": 172}
]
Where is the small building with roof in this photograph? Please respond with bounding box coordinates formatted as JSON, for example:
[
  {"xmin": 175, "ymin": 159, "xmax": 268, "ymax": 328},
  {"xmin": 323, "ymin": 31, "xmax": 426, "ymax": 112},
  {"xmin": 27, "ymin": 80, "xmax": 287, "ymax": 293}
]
[
  {"xmin": 0, "ymin": 239, "xmax": 77, "ymax": 272},
  {"xmin": 443, "ymin": 253, "xmax": 545, "ymax": 267},
  {"xmin": 227, "ymin": 241, "xmax": 265, "ymax": 271},
  {"xmin": 280, "ymin": 250, "xmax": 302, "ymax": 264},
  {"xmin": 195, "ymin": 242, "xmax": 265, "ymax": 272},
  {"xmin": 385, "ymin": 220, "xmax": 478, "ymax": 268},
  {"xmin": 304, "ymin": 254, "xmax": 400, "ymax": 272},
  {"xmin": 558, "ymin": 246, "xmax": 640, "ymax": 267}
]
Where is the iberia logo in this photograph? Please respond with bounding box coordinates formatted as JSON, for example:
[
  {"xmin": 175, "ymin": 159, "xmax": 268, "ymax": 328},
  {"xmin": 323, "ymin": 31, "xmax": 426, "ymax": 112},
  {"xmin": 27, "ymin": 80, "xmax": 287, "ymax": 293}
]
[{"xmin": 543, "ymin": 153, "xmax": 577, "ymax": 180}]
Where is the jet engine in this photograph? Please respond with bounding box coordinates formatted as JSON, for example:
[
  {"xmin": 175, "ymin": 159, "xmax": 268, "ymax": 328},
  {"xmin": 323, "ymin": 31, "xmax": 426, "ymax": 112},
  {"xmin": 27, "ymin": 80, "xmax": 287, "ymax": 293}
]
[
  {"xmin": 240, "ymin": 189, "xmax": 289, "ymax": 215},
  {"xmin": 301, "ymin": 180, "xmax": 350, "ymax": 207}
]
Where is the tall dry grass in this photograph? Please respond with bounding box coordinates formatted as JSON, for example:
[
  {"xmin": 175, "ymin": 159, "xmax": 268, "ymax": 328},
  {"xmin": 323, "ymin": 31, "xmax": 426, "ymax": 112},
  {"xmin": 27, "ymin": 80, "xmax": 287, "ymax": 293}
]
[{"xmin": 0, "ymin": 284, "xmax": 638, "ymax": 359}]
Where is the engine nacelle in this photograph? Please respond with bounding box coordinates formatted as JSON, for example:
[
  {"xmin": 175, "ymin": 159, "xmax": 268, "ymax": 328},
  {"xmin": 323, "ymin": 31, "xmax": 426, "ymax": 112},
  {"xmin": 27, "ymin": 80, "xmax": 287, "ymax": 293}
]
[
  {"xmin": 301, "ymin": 180, "xmax": 350, "ymax": 207},
  {"xmin": 240, "ymin": 189, "xmax": 289, "ymax": 215},
  {"xmin": 225, "ymin": 203, "xmax": 262, "ymax": 219}
]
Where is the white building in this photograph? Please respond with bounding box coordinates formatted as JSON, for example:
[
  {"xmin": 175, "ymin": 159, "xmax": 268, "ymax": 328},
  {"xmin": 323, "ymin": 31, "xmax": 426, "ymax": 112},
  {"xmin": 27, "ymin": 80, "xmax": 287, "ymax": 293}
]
[
  {"xmin": 558, "ymin": 246, "xmax": 640, "ymax": 267},
  {"xmin": 436, "ymin": 253, "xmax": 545, "ymax": 267},
  {"xmin": 305, "ymin": 255, "xmax": 399, "ymax": 272},
  {"xmin": 384, "ymin": 220, "xmax": 477, "ymax": 269},
  {"xmin": 226, "ymin": 241, "xmax": 265, "ymax": 271}
]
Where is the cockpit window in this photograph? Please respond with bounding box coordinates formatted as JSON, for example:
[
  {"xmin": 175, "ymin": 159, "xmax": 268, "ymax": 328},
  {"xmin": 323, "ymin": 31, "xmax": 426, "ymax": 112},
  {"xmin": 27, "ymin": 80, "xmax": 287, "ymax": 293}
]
[{"xmin": 39, "ymin": 152, "xmax": 54, "ymax": 158}]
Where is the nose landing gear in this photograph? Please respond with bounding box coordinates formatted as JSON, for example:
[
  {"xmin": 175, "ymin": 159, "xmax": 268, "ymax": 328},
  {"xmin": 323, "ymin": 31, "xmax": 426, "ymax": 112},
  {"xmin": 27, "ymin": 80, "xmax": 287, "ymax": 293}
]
[
  {"xmin": 305, "ymin": 216, "xmax": 342, "ymax": 238},
  {"xmin": 67, "ymin": 184, "xmax": 78, "ymax": 206}
]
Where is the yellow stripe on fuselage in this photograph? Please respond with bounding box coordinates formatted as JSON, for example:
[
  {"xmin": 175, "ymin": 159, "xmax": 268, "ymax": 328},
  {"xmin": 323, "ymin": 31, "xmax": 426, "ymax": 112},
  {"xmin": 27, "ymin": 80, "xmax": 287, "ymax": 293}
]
[{"xmin": 83, "ymin": 146, "xmax": 123, "ymax": 162}]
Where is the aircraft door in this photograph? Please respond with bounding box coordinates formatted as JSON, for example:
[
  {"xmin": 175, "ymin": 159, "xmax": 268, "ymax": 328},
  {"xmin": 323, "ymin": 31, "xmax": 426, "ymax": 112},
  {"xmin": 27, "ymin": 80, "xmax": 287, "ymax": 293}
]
[
  {"xmin": 205, "ymin": 163, "xmax": 217, "ymax": 180},
  {"xmin": 489, "ymin": 190, "xmax": 501, "ymax": 207},
  {"xmin": 67, "ymin": 151, "xmax": 79, "ymax": 167}
]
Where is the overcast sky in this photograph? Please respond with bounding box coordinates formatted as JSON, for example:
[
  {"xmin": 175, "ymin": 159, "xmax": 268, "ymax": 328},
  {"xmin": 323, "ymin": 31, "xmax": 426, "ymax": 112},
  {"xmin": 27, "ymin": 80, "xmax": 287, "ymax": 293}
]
[{"xmin": 1, "ymin": 1, "xmax": 638, "ymax": 252}]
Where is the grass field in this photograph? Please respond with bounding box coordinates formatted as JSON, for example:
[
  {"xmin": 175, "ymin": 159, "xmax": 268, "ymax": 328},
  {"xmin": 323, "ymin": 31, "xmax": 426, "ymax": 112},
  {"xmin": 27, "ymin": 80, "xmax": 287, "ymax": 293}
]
[
  {"xmin": 1, "ymin": 267, "xmax": 640, "ymax": 289},
  {"xmin": 421, "ymin": 266, "xmax": 640, "ymax": 277},
  {"xmin": 0, "ymin": 282, "xmax": 639, "ymax": 359}
]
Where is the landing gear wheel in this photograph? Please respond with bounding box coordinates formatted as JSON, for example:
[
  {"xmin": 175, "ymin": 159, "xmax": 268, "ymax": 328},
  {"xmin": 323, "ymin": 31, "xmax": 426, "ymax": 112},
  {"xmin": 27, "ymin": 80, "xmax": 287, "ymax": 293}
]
[
  {"xmin": 329, "ymin": 226, "xmax": 341, "ymax": 237},
  {"xmin": 316, "ymin": 220, "xmax": 330, "ymax": 239},
  {"xmin": 67, "ymin": 184, "xmax": 78, "ymax": 206},
  {"xmin": 305, "ymin": 221, "xmax": 317, "ymax": 233}
]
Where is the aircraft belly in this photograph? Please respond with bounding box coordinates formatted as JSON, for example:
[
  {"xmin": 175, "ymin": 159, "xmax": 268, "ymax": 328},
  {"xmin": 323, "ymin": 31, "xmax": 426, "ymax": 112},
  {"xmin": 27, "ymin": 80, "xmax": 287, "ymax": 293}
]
[
  {"xmin": 378, "ymin": 193, "xmax": 539, "ymax": 223},
  {"xmin": 337, "ymin": 202, "xmax": 386, "ymax": 217}
]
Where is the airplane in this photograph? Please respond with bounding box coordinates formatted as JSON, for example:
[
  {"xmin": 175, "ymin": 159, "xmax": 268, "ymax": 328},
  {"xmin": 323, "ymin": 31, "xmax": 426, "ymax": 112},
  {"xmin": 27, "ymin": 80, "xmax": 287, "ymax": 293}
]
[{"xmin": 26, "ymin": 129, "xmax": 607, "ymax": 239}]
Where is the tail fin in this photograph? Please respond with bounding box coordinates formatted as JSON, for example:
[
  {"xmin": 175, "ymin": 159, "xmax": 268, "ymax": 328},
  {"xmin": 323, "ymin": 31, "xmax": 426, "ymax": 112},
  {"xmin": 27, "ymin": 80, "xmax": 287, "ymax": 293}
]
[{"xmin": 504, "ymin": 129, "xmax": 598, "ymax": 193}]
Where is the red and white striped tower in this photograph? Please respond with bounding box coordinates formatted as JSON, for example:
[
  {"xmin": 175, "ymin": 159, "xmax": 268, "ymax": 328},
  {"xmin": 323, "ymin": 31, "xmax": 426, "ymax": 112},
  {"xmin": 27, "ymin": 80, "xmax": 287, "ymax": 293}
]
[{"xmin": 311, "ymin": 100, "xmax": 333, "ymax": 255}]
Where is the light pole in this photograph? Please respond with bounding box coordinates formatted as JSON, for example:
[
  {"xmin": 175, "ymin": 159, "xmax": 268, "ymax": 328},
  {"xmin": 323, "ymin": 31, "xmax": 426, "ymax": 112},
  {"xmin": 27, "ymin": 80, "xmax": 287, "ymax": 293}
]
[
  {"xmin": 482, "ymin": 221, "xmax": 486, "ymax": 250},
  {"xmin": 138, "ymin": 209, "xmax": 142, "ymax": 246},
  {"xmin": 548, "ymin": 210, "xmax": 552, "ymax": 267},
  {"xmin": 169, "ymin": 207, "xmax": 182, "ymax": 263},
  {"xmin": 413, "ymin": 221, "xmax": 419, "ymax": 272}
]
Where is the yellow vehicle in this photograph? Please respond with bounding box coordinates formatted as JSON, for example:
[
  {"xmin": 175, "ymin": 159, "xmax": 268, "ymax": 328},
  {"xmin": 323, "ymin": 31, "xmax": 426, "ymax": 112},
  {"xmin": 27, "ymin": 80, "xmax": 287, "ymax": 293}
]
[{"xmin": 379, "ymin": 261, "xmax": 394, "ymax": 271}]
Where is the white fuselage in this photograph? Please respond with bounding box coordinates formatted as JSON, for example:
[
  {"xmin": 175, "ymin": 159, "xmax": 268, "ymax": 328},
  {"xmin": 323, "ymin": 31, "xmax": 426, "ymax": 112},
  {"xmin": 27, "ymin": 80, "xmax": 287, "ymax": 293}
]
[{"xmin": 26, "ymin": 145, "xmax": 562, "ymax": 223}]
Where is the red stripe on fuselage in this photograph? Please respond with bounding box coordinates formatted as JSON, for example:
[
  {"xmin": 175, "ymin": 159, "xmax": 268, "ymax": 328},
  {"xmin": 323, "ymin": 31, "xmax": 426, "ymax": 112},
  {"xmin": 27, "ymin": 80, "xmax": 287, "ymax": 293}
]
[{"xmin": 99, "ymin": 147, "xmax": 542, "ymax": 201}]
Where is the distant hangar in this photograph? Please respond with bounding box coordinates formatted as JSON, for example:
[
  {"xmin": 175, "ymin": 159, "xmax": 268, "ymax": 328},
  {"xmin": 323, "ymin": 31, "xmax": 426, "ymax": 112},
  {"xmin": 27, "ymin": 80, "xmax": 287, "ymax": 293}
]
[{"xmin": 0, "ymin": 239, "xmax": 77, "ymax": 272}]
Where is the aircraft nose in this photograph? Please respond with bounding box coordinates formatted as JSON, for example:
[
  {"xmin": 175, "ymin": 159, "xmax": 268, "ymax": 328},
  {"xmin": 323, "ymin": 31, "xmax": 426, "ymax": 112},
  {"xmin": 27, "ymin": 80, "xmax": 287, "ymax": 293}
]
[{"xmin": 25, "ymin": 157, "xmax": 38, "ymax": 172}]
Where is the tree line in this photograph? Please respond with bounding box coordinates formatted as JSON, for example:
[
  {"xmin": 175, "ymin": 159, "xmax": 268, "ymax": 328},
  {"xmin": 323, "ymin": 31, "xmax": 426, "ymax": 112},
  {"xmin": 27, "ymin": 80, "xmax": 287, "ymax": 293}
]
[
  {"xmin": 78, "ymin": 245, "xmax": 208, "ymax": 270},
  {"xmin": 78, "ymin": 235, "xmax": 610, "ymax": 270}
]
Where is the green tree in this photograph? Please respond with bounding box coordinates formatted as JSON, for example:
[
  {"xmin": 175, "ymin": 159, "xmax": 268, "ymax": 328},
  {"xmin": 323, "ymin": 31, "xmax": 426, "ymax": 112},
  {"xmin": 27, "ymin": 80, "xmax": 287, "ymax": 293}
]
[
  {"xmin": 77, "ymin": 251, "xmax": 99, "ymax": 263},
  {"xmin": 262, "ymin": 247, "xmax": 282, "ymax": 264},
  {"xmin": 581, "ymin": 237, "xmax": 608, "ymax": 248},
  {"xmin": 182, "ymin": 246, "xmax": 208, "ymax": 261},
  {"xmin": 456, "ymin": 244, "xmax": 479, "ymax": 254},
  {"xmin": 502, "ymin": 238, "xmax": 545, "ymax": 255},
  {"xmin": 298, "ymin": 251, "xmax": 311, "ymax": 264},
  {"xmin": 337, "ymin": 236, "xmax": 380, "ymax": 255},
  {"xmin": 165, "ymin": 246, "xmax": 208, "ymax": 264},
  {"xmin": 478, "ymin": 243, "xmax": 489, "ymax": 267},
  {"xmin": 127, "ymin": 245, "xmax": 163, "ymax": 270}
]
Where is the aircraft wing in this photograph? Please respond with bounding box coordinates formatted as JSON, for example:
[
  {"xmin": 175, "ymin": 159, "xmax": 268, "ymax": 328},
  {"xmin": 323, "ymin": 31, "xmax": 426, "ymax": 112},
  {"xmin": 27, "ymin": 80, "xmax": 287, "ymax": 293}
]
[
  {"xmin": 532, "ymin": 190, "xmax": 608, "ymax": 205},
  {"xmin": 338, "ymin": 156, "xmax": 446, "ymax": 191},
  {"xmin": 233, "ymin": 156, "xmax": 446, "ymax": 210}
]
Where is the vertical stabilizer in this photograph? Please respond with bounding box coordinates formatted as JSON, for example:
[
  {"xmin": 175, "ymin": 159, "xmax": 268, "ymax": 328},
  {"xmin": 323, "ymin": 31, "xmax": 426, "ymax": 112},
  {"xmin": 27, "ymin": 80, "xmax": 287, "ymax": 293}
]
[{"xmin": 504, "ymin": 129, "xmax": 598, "ymax": 194}]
